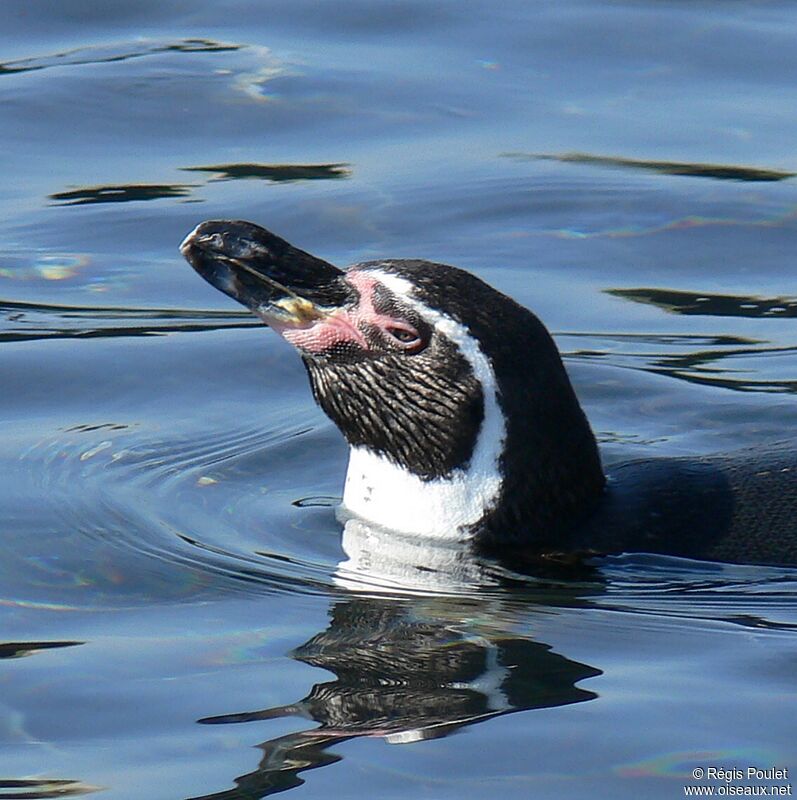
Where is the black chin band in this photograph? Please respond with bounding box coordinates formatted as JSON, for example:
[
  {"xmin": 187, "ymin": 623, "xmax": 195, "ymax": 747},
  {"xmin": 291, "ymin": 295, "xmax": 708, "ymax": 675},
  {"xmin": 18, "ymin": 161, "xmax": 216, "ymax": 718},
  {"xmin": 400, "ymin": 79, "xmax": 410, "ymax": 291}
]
[{"xmin": 304, "ymin": 337, "xmax": 486, "ymax": 481}]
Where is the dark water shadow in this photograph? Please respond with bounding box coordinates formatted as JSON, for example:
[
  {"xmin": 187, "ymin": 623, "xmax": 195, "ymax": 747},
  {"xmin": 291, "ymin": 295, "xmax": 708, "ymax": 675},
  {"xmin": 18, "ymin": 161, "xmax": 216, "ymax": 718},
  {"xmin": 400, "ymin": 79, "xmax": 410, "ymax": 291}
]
[
  {"xmin": 181, "ymin": 163, "xmax": 351, "ymax": 182},
  {"xmin": 608, "ymin": 287, "xmax": 797, "ymax": 319},
  {"xmin": 189, "ymin": 592, "xmax": 600, "ymax": 799},
  {"xmin": 644, "ymin": 364, "xmax": 797, "ymax": 395},
  {"xmin": 0, "ymin": 641, "xmax": 83, "ymax": 659},
  {"xmin": 48, "ymin": 164, "xmax": 349, "ymax": 209},
  {"xmin": 0, "ymin": 641, "xmax": 96, "ymax": 798},
  {"xmin": 653, "ymin": 347, "xmax": 797, "ymax": 394},
  {"xmin": 566, "ymin": 289, "xmax": 797, "ymax": 393},
  {"xmin": 0, "ymin": 299, "xmax": 251, "ymax": 320},
  {"xmin": 0, "ymin": 299, "xmax": 258, "ymax": 343},
  {"xmin": 564, "ymin": 331, "xmax": 797, "ymax": 395},
  {"xmin": 0, "ymin": 38, "xmax": 241, "ymax": 76},
  {"xmin": 0, "ymin": 321, "xmax": 258, "ymax": 344},
  {"xmin": 0, "ymin": 778, "xmax": 101, "ymax": 799},
  {"xmin": 504, "ymin": 152, "xmax": 795, "ymax": 182},
  {"xmin": 49, "ymin": 184, "xmax": 195, "ymax": 206}
]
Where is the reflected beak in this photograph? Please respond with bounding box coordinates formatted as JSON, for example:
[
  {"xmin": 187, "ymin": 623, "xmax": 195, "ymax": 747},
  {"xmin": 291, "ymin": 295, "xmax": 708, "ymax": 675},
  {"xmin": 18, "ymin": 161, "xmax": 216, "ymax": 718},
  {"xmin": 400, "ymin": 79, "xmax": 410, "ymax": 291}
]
[{"xmin": 180, "ymin": 220, "xmax": 353, "ymax": 326}]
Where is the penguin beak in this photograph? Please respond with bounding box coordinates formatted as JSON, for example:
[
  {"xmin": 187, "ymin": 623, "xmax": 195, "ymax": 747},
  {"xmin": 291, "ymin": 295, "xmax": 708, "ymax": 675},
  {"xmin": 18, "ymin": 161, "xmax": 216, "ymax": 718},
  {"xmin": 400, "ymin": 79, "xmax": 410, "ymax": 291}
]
[{"xmin": 180, "ymin": 220, "xmax": 353, "ymax": 325}]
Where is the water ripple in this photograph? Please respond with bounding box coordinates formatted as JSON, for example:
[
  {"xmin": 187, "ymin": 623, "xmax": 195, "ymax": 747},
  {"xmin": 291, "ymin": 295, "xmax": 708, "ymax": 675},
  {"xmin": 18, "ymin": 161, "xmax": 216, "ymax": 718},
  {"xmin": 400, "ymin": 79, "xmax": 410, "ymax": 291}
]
[
  {"xmin": 0, "ymin": 38, "xmax": 242, "ymax": 76},
  {"xmin": 0, "ymin": 299, "xmax": 256, "ymax": 342}
]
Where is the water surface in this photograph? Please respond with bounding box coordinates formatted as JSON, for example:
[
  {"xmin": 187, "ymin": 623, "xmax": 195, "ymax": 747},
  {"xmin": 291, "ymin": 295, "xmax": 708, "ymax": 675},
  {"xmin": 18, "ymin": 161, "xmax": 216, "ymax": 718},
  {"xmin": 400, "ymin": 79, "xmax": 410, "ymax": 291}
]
[{"xmin": 2, "ymin": 2, "xmax": 797, "ymax": 798}]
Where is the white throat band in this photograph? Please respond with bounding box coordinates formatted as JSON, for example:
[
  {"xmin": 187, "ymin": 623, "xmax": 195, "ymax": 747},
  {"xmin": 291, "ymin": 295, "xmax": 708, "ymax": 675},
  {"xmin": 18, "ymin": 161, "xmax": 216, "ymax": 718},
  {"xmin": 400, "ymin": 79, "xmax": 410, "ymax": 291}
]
[{"xmin": 340, "ymin": 269, "xmax": 506, "ymax": 540}]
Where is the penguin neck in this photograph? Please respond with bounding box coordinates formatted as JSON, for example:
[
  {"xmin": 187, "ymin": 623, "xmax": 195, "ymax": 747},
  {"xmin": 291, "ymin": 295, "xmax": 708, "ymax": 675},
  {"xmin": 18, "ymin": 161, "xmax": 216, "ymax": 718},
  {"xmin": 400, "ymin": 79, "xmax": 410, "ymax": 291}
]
[
  {"xmin": 340, "ymin": 322, "xmax": 508, "ymax": 540},
  {"xmin": 473, "ymin": 334, "xmax": 607, "ymax": 555},
  {"xmin": 339, "ymin": 370, "xmax": 605, "ymax": 550},
  {"xmin": 336, "ymin": 266, "xmax": 607, "ymax": 550},
  {"xmin": 343, "ymin": 349, "xmax": 605, "ymax": 555},
  {"xmin": 341, "ymin": 422, "xmax": 605, "ymax": 552}
]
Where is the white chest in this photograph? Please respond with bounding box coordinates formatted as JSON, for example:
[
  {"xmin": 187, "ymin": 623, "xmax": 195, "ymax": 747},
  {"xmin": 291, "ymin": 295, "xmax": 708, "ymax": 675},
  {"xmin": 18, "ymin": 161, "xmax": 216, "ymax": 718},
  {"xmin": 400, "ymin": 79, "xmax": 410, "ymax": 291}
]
[{"xmin": 341, "ymin": 445, "xmax": 502, "ymax": 540}]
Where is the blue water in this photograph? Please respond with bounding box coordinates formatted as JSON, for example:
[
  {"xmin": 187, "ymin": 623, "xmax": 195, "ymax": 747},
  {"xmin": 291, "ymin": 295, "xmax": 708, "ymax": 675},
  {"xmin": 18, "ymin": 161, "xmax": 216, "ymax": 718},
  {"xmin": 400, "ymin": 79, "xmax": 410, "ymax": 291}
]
[{"xmin": 2, "ymin": 2, "xmax": 797, "ymax": 798}]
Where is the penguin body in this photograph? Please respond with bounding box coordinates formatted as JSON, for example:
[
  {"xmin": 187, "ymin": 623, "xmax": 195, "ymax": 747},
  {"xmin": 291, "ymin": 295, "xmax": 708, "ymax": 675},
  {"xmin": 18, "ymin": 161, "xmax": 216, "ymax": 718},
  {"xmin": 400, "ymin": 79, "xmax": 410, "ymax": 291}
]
[{"xmin": 181, "ymin": 220, "xmax": 797, "ymax": 568}]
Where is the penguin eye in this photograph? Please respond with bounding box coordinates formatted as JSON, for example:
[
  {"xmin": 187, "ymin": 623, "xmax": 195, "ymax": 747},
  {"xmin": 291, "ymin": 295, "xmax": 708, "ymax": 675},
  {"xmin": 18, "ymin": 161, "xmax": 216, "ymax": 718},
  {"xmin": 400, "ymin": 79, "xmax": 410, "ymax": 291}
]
[
  {"xmin": 388, "ymin": 327, "xmax": 417, "ymax": 343},
  {"xmin": 385, "ymin": 325, "xmax": 425, "ymax": 352}
]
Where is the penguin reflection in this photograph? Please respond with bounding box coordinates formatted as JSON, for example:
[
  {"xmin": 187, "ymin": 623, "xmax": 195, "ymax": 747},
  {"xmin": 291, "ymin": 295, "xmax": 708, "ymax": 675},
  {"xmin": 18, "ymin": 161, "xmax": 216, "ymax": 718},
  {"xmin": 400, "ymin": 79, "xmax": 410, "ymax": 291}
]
[{"xmin": 189, "ymin": 522, "xmax": 602, "ymax": 800}]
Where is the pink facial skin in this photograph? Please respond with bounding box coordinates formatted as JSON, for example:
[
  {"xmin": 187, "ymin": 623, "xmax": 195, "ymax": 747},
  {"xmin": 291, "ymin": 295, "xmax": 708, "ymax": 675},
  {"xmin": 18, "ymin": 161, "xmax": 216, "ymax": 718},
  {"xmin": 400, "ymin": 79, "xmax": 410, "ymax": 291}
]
[{"xmin": 261, "ymin": 271, "xmax": 423, "ymax": 355}]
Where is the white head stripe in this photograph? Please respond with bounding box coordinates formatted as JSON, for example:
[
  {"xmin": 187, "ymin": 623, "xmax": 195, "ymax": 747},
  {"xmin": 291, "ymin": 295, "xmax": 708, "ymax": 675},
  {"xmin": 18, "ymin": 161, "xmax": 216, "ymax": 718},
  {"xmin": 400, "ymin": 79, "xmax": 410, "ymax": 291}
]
[{"xmin": 340, "ymin": 268, "xmax": 507, "ymax": 540}]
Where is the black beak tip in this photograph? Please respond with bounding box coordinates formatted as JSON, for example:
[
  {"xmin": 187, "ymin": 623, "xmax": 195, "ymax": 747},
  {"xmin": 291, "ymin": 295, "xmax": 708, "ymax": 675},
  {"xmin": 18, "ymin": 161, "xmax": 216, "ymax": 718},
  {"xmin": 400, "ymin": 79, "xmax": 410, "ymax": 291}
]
[
  {"xmin": 179, "ymin": 219, "xmax": 267, "ymax": 262},
  {"xmin": 179, "ymin": 224, "xmax": 199, "ymax": 258},
  {"xmin": 179, "ymin": 219, "xmax": 352, "ymax": 311}
]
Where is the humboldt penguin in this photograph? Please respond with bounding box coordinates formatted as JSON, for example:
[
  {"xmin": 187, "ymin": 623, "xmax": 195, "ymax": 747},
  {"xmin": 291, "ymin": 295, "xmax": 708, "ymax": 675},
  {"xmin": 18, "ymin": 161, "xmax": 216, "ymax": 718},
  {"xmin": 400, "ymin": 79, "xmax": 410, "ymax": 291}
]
[{"xmin": 181, "ymin": 220, "xmax": 797, "ymax": 568}]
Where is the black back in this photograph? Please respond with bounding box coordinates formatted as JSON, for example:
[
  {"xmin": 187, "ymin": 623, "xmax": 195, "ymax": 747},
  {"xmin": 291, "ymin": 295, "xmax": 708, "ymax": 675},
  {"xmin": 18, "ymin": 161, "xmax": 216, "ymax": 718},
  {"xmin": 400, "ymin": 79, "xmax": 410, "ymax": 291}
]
[{"xmin": 575, "ymin": 443, "xmax": 797, "ymax": 567}]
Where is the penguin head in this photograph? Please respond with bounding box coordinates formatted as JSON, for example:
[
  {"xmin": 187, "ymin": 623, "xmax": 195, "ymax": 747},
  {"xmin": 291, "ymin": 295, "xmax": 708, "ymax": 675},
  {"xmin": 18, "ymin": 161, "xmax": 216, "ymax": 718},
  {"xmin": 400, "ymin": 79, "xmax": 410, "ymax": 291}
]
[{"xmin": 182, "ymin": 220, "xmax": 605, "ymax": 549}]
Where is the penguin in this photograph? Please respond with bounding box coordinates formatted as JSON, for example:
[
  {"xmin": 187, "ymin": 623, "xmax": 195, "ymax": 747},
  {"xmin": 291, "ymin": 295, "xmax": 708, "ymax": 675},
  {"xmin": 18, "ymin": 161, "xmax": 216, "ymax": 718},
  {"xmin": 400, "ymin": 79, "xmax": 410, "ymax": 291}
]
[{"xmin": 181, "ymin": 219, "xmax": 797, "ymax": 569}]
